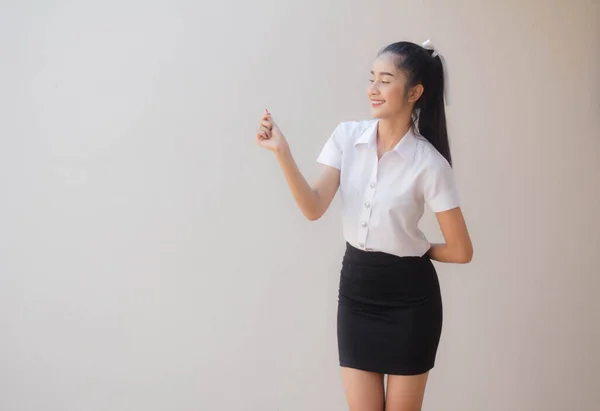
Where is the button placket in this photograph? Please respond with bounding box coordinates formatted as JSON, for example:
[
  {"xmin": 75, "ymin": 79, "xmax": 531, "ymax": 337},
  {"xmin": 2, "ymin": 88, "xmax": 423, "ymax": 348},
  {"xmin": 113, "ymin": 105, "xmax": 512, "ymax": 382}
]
[{"xmin": 357, "ymin": 162, "xmax": 378, "ymax": 249}]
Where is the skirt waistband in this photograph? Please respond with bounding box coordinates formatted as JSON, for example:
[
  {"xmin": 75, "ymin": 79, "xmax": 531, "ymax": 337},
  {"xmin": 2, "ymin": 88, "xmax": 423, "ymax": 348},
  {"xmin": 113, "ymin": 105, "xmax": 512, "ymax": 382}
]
[{"xmin": 342, "ymin": 242, "xmax": 429, "ymax": 267}]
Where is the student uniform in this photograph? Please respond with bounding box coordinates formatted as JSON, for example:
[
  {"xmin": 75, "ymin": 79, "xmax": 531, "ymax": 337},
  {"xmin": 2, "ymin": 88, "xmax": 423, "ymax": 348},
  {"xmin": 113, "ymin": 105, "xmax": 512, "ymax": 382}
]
[{"xmin": 317, "ymin": 118, "xmax": 460, "ymax": 375}]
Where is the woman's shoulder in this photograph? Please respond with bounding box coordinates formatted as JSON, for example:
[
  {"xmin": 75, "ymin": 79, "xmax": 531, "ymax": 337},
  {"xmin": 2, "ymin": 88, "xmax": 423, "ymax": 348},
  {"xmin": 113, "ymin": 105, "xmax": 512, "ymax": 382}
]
[
  {"xmin": 331, "ymin": 118, "xmax": 377, "ymax": 144},
  {"xmin": 413, "ymin": 134, "xmax": 451, "ymax": 170}
]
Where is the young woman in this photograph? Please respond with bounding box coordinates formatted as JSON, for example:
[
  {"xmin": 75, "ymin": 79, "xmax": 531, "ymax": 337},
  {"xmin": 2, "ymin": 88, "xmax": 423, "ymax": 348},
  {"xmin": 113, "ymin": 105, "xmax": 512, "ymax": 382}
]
[{"xmin": 256, "ymin": 40, "xmax": 473, "ymax": 411}]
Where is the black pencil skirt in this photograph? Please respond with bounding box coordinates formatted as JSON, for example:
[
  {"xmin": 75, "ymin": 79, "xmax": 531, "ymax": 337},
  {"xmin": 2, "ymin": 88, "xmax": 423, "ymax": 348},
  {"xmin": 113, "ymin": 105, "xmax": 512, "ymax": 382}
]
[{"xmin": 337, "ymin": 242, "xmax": 443, "ymax": 375}]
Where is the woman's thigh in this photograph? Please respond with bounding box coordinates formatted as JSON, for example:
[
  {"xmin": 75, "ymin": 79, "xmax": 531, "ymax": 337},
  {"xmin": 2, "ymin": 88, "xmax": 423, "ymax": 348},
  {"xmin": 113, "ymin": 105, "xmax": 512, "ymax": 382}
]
[
  {"xmin": 341, "ymin": 367, "xmax": 385, "ymax": 411},
  {"xmin": 384, "ymin": 372, "xmax": 429, "ymax": 411}
]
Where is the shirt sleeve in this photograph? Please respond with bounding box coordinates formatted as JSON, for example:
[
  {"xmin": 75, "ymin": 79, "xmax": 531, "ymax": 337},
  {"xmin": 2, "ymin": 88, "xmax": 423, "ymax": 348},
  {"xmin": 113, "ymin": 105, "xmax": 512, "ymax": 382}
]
[
  {"xmin": 316, "ymin": 123, "xmax": 344, "ymax": 170},
  {"xmin": 424, "ymin": 153, "xmax": 461, "ymax": 213}
]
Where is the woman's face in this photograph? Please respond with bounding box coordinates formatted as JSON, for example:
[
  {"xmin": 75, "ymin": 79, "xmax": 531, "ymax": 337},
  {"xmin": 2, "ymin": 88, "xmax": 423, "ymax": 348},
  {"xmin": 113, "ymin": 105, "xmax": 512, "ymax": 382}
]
[{"xmin": 368, "ymin": 52, "xmax": 416, "ymax": 119}]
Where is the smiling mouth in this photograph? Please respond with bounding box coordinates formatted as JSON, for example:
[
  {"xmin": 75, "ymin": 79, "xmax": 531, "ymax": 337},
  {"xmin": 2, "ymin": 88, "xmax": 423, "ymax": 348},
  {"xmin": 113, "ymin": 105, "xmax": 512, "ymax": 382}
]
[{"xmin": 371, "ymin": 100, "xmax": 385, "ymax": 107}]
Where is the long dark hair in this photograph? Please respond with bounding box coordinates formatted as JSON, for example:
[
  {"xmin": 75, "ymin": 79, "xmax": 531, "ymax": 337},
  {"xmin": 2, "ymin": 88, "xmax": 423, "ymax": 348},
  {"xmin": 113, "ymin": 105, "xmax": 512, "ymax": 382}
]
[{"xmin": 379, "ymin": 41, "xmax": 452, "ymax": 166}]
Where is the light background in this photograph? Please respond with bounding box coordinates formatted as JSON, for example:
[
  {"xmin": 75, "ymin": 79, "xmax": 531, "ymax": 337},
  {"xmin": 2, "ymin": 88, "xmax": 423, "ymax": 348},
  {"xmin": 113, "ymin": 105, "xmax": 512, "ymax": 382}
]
[{"xmin": 1, "ymin": 1, "xmax": 599, "ymax": 410}]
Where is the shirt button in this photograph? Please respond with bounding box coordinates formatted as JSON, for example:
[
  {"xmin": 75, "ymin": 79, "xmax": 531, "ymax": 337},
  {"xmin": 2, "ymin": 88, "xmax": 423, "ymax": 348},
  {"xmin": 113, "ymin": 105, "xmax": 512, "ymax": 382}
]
[
  {"xmin": 364, "ymin": 202, "xmax": 370, "ymax": 208},
  {"xmin": 370, "ymin": 182, "xmax": 376, "ymax": 188},
  {"xmin": 360, "ymin": 221, "xmax": 367, "ymax": 227}
]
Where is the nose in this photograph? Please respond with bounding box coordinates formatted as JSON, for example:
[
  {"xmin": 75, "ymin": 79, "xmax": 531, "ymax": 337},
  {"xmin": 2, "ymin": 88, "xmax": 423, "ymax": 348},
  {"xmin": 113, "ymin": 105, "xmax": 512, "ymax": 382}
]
[{"xmin": 369, "ymin": 84, "xmax": 380, "ymax": 96}]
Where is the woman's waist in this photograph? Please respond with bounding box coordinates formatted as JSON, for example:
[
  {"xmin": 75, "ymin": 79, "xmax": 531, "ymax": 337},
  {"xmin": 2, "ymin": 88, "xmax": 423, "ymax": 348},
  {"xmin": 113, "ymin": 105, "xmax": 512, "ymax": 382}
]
[
  {"xmin": 341, "ymin": 223, "xmax": 431, "ymax": 258},
  {"xmin": 342, "ymin": 241, "xmax": 430, "ymax": 265}
]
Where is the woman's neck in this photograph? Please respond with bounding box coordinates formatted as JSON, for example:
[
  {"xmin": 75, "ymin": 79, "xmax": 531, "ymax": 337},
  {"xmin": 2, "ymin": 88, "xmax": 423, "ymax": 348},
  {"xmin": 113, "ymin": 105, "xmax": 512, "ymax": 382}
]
[{"xmin": 376, "ymin": 115, "xmax": 412, "ymax": 152}]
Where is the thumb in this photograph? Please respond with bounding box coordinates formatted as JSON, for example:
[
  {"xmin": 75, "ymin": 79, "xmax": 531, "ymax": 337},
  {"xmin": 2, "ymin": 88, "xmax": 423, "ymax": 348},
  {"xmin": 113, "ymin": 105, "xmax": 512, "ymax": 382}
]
[
  {"xmin": 271, "ymin": 120, "xmax": 281, "ymax": 133},
  {"xmin": 266, "ymin": 111, "xmax": 279, "ymax": 127},
  {"xmin": 265, "ymin": 108, "xmax": 281, "ymax": 132}
]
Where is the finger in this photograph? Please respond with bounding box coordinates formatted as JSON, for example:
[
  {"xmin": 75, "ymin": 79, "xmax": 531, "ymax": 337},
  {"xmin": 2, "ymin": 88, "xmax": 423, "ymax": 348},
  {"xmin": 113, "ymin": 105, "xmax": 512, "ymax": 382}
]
[
  {"xmin": 257, "ymin": 130, "xmax": 269, "ymax": 141},
  {"xmin": 261, "ymin": 120, "xmax": 272, "ymax": 130},
  {"xmin": 259, "ymin": 126, "xmax": 271, "ymax": 138}
]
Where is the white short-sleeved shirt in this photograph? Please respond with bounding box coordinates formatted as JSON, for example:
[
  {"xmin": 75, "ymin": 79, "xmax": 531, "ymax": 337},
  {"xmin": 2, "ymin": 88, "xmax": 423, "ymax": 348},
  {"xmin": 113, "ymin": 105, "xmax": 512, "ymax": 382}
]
[{"xmin": 317, "ymin": 118, "xmax": 460, "ymax": 257}]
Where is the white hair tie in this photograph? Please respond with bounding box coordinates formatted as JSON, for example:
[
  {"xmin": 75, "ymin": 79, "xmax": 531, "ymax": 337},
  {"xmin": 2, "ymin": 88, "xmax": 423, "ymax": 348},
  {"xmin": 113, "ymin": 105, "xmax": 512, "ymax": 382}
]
[{"xmin": 421, "ymin": 39, "xmax": 451, "ymax": 106}]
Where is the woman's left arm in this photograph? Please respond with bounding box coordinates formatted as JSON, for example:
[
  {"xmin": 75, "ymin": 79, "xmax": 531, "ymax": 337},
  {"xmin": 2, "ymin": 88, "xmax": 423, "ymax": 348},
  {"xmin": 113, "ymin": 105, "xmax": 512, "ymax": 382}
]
[{"xmin": 427, "ymin": 207, "xmax": 473, "ymax": 264}]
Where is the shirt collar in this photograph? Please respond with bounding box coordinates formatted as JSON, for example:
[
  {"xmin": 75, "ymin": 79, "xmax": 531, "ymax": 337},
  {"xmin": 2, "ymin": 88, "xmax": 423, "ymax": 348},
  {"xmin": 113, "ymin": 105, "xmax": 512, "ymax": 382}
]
[{"xmin": 354, "ymin": 119, "xmax": 419, "ymax": 164}]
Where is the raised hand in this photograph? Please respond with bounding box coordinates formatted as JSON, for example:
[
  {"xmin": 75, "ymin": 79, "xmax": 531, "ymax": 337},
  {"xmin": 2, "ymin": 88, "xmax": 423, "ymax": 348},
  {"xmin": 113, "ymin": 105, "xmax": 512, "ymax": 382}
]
[{"xmin": 256, "ymin": 109, "xmax": 288, "ymax": 153}]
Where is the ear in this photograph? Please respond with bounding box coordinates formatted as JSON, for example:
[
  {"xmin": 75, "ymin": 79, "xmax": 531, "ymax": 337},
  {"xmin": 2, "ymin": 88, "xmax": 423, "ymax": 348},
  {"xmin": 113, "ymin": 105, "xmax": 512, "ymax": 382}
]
[{"xmin": 407, "ymin": 84, "xmax": 424, "ymax": 103}]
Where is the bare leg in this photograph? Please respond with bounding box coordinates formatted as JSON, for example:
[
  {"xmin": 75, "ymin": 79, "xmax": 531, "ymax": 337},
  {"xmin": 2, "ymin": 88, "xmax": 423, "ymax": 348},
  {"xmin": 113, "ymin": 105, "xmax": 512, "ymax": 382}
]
[
  {"xmin": 384, "ymin": 372, "xmax": 429, "ymax": 411},
  {"xmin": 341, "ymin": 367, "xmax": 385, "ymax": 411}
]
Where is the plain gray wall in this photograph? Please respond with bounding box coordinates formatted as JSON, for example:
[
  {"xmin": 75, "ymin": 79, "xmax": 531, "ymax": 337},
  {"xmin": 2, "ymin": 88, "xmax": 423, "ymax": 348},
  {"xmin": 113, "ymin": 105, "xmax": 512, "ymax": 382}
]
[{"xmin": 1, "ymin": 1, "xmax": 599, "ymax": 410}]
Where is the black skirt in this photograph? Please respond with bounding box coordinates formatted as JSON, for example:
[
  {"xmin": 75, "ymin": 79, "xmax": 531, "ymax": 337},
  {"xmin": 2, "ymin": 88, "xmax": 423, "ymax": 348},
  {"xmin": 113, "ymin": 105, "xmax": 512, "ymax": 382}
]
[{"xmin": 337, "ymin": 242, "xmax": 443, "ymax": 375}]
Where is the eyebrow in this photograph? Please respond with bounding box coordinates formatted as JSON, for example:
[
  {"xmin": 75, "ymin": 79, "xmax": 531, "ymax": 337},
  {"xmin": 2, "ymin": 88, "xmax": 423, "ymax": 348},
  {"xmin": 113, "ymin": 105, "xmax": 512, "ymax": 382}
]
[{"xmin": 370, "ymin": 70, "xmax": 396, "ymax": 77}]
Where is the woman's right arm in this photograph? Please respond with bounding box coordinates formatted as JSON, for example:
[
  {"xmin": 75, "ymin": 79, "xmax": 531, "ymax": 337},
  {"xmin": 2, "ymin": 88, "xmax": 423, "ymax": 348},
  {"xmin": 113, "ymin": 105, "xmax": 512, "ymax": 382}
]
[
  {"xmin": 274, "ymin": 147, "xmax": 340, "ymax": 221},
  {"xmin": 256, "ymin": 109, "xmax": 340, "ymax": 221}
]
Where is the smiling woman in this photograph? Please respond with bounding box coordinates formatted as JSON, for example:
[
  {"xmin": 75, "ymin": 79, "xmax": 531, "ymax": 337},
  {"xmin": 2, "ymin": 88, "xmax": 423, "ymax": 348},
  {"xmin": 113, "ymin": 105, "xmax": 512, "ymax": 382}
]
[
  {"xmin": 369, "ymin": 70, "xmax": 396, "ymax": 108},
  {"xmin": 256, "ymin": 40, "xmax": 472, "ymax": 411}
]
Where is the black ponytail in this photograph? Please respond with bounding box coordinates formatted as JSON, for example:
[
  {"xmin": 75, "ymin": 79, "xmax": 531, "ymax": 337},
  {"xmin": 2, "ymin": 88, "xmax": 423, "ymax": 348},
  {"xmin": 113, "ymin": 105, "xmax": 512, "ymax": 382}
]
[{"xmin": 379, "ymin": 42, "xmax": 452, "ymax": 166}]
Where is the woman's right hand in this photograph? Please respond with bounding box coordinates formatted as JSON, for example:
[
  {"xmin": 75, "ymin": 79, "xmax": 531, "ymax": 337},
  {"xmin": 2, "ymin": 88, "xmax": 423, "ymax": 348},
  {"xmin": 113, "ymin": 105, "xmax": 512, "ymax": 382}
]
[
  {"xmin": 256, "ymin": 109, "xmax": 289, "ymax": 154},
  {"xmin": 255, "ymin": 109, "xmax": 340, "ymax": 220}
]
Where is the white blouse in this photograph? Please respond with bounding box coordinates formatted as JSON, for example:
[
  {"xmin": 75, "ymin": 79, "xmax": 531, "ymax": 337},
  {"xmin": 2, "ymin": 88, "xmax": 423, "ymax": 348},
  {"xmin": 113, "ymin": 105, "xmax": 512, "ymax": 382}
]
[{"xmin": 317, "ymin": 118, "xmax": 460, "ymax": 257}]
